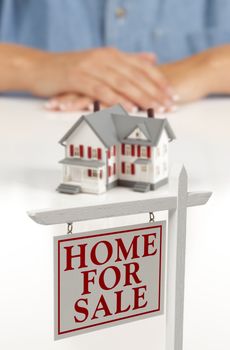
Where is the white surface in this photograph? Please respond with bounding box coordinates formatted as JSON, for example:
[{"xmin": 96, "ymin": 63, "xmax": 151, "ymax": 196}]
[{"xmin": 0, "ymin": 97, "xmax": 229, "ymax": 350}]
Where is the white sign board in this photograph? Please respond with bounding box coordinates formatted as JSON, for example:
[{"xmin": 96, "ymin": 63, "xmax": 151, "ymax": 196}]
[{"xmin": 54, "ymin": 222, "xmax": 166, "ymax": 340}]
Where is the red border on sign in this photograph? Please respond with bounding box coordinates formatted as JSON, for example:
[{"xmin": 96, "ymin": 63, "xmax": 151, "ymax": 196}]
[{"xmin": 57, "ymin": 224, "xmax": 163, "ymax": 335}]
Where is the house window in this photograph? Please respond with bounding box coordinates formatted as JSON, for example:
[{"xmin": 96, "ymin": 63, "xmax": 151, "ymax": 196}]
[
  {"xmin": 135, "ymin": 131, "xmax": 140, "ymax": 138},
  {"xmin": 141, "ymin": 165, "xmax": 147, "ymax": 172},
  {"xmin": 74, "ymin": 147, "xmax": 79, "ymax": 157},
  {"xmin": 126, "ymin": 163, "xmax": 131, "ymax": 174},
  {"xmin": 141, "ymin": 146, "xmax": 147, "ymax": 158},
  {"xmin": 88, "ymin": 169, "xmax": 98, "ymax": 178},
  {"xmin": 113, "ymin": 145, "xmax": 116, "ymax": 156},
  {"xmin": 92, "ymin": 148, "xmax": 97, "ymax": 158},
  {"xmin": 125, "ymin": 144, "xmax": 131, "ymax": 156},
  {"xmin": 92, "ymin": 169, "xmax": 98, "ymax": 178}
]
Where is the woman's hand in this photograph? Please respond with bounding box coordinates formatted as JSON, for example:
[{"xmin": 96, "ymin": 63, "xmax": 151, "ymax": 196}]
[
  {"xmin": 160, "ymin": 45, "xmax": 230, "ymax": 103},
  {"xmin": 33, "ymin": 47, "xmax": 176, "ymax": 111}
]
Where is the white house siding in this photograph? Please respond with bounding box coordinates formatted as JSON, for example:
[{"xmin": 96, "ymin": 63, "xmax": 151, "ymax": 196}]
[
  {"xmin": 64, "ymin": 120, "xmax": 107, "ymax": 194},
  {"xmin": 118, "ymin": 144, "xmax": 153, "ymax": 183},
  {"xmin": 107, "ymin": 145, "xmax": 118, "ymax": 185},
  {"xmin": 152, "ymin": 130, "xmax": 169, "ymax": 184}
]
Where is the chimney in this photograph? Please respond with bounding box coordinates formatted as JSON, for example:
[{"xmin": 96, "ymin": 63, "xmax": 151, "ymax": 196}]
[
  {"xmin": 93, "ymin": 100, "xmax": 100, "ymax": 112},
  {"xmin": 147, "ymin": 108, "xmax": 154, "ymax": 118}
]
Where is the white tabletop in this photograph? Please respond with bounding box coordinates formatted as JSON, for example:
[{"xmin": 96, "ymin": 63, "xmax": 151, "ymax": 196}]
[{"xmin": 0, "ymin": 97, "xmax": 229, "ymax": 350}]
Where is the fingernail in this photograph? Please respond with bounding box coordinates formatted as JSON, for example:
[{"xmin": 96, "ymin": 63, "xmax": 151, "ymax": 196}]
[
  {"xmin": 131, "ymin": 106, "xmax": 139, "ymax": 113},
  {"xmin": 164, "ymin": 99, "xmax": 173, "ymax": 108},
  {"xmin": 157, "ymin": 106, "xmax": 166, "ymax": 113},
  {"xmin": 169, "ymin": 105, "xmax": 178, "ymax": 112},
  {"xmin": 172, "ymin": 94, "xmax": 181, "ymax": 102},
  {"xmin": 44, "ymin": 100, "xmax": 58, "ymax": 110},
  {"xmin": 59, "ymin": 103, "xmax": 72, "ymax": 111}
]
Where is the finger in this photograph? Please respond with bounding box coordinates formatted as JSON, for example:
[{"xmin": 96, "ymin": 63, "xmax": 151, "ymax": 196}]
[
  {"xmin": 121, "ymin": 53, "xmax": 174, "ymax": 96},
  {"xmin": 87, "ymin": 65, "xmax": 168, "ymax": 110},
  {"xmin": 45, "ymin": 93, "xmax": 92, "ymax": 111},
  {"xmin": 133, "ymin": 52, "xmax": 157, "ymax": 64},
  {"xmin": 69, "ymin": 73, "xmax": 136, "ymax": 111}
]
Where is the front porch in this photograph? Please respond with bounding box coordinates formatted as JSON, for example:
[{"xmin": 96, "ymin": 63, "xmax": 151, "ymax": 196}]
[{"xmin": 58, "ymin": 158, "xmax": 106, "ymax": 194}]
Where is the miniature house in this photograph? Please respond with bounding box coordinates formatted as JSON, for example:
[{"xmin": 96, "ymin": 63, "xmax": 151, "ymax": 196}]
[{"xmin": 57, "ymin": 103, "xmax": 175, "ymax": 194}]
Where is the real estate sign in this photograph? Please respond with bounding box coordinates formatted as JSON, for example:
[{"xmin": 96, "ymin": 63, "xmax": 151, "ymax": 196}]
[{"xmin": 54, "ymin": 222, "xmax": 166, "ymax": 340}]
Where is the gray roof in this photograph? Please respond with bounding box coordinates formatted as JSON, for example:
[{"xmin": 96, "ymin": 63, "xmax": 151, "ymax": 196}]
[
  {"xmin": 59, "ymin": 104, "xmax": 175, "ymax": 148},
  {"xmin": 59, "ymin": 158, "xmax": 105, "ymax": 168},
  {"xmin": 112, "ymin": 113, "xmax": 175, "ymax": 146},
  {"xmin": 59, "ymin": 104, "xmax": 128, "ymax": 147}
]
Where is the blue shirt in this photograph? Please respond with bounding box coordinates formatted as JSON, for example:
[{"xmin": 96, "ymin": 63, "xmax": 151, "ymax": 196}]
[{"xmin": 0, "ymin": 0, "xmax": 230, "ymax": 63}]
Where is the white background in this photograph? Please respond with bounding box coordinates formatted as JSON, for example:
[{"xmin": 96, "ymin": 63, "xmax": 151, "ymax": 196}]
[{"xmin": 0, "ymin": 97, "xmax": 229, "ymax": 350}]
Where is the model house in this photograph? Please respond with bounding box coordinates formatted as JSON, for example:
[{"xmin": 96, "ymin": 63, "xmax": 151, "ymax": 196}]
[{"xmin": 57, "ymin": 103, "xmax": 175, "ymax": 194}]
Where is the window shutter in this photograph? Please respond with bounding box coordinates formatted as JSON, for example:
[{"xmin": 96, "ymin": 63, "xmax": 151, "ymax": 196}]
[
  {"xmin": 88, "ymin": 146, "xmax": 92, "ymax": 159},
  {"xmin": 69, "ymin": 144, "xmax": 74, "ymax": 157},
  {"xmin": 108, "ymin": 149, "xmax": 111, "ymax": 159},
  {"xmin": 108, "ymin": 166, "xmax": 111, "ymax": 177},
  {"xmin": 88, "ymin": 169, "xmax": 92, "ymax": 177},
  {"xmin": 147, "ymin": 146, "xmax": 151, "ymax": 158},
  {"xmin": 131, "ymin": 164, "xmax": 135, "ymax": 175},
  {"xmin": 121, "ymin": 144, "xmax": 125, "ymax": 155},
  {"xmin": 113, "ymin": 145, "xmax": 116, "ymax": 156},
  {"xmin": 131, "ymin": 145, "xmax": 135, "ymax": 156},
  {"xmin": 113, "ymin": 163, "xmax": 116, "ymax": 175},
  {"xmin": 98, "ymin": 148, "xmax": 102, "ymax": 160},
  {"xmin": 80, "ymin": 145, "xmax": 84, "ymax": 157},
  {"xmin": 122, "ymin": 162, "xmax": 125, "ymax": 174},
  {"xmin": 137, "ymin": 145, "xmax": 141, "ymax": 157}
]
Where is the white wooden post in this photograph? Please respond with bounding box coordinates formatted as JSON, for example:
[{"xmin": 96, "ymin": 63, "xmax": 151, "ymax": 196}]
[{"xmin": 166, "ymin": 165, "xmax": 188, "ymax": 350}]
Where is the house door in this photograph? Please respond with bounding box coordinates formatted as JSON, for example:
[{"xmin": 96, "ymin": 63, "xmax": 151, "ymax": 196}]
[
  {"xmin": 70, "ymin": 167, "xmax": 81, "ymax": 182},
  {"xmin": 138, "ymin": 164, "xmax": 149, "ymax": 182}
]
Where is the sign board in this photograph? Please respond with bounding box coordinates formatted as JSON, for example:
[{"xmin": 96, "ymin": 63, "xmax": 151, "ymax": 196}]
[{"xmin": 54, "ymin": 222, "xmax": 166, "ymax": 340}]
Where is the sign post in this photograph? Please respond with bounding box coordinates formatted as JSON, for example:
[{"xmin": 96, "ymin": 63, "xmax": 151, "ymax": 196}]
[{"xmin": 28, "ymin": 164, "xmax": 212, "ymax": 349}]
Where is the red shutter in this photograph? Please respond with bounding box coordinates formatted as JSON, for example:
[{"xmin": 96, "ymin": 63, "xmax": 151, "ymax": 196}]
[
  {"xmin": 113, "ymin": 163, "xmax": 116, "ymax": 175},
  {"xmin": 121, "ymin": 144, "xmax": 125, "ymax": 155},
  {"xmin": 88, "ymin": 169, "xmax": 92, "ymax": 177},
  {"xmin": 113, "ymin": 145, "xmax": 116, "ymax": 156},
  {"xmin": 147, "ymin": 146, "xmax": 151, "ymax": 158},
  {"xmin": 108, "ymin": 166, "xmax": 111, "ymax": 177},
  {"xmin": 131, "ymin": 145, "xmax": 135, "ymax": 156},
  {"xmin": 122, "ymin": 162, "xmax": 125, "ymax": 174},
  {"xmin": 98, "ymin": 148, "xmax": 102, "ymax": 160},
  {"xmin": 80, "ymin": 145, "xmax": 84, "ymax": 157},
  {"xmin": 69, "ymin": 144, "xmax": 74, "ymax": 157},
  {"xmin": 88, "ymin": 146, "xmax": 92, "ymax": 159},
  {"xmin": 137, "ymin": 145, "xmax": 141, "ymax": 157},
  {"xmin": 100, "ymin": 170, "xmax": 103, "ymax": 179},
  {"xmin": 108, "ymin": 149, "xmax": 111, "ymax": 159},
  {"xmin": 131, "ymin": 164, "xmax": 135, "ymax": 175}
]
